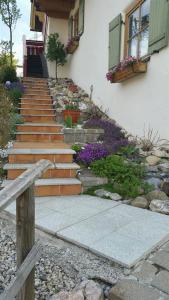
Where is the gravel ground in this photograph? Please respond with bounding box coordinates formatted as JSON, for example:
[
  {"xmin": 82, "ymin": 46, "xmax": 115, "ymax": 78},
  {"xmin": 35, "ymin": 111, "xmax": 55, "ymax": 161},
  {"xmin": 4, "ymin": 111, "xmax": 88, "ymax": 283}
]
[{"xmin": 0, "ymin": 211, "xmax": 123, "ymax": 299}]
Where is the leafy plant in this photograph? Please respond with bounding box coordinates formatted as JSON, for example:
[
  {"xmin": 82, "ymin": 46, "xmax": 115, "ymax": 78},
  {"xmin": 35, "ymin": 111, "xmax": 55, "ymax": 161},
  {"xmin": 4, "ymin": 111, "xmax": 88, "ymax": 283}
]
[
  {"xmin": 65, "ymin": 115, "xmax": 73, "ymax": 128},
  {"xmin": 65, "ymin": 101, "xmax": 79, "ymax": 111},
  {"xmin": 91, "ymin": 154, "xmax": 152, "ymax": 198},
  {"xmin": 46, "ymin": 33, "xmax": 67, "ymax": 79},
  {"xmin": 118, "ymin": 145, "xmax": 140, "ymax": 161},
  {"xmin": 71, "ymin": 144, "xmax": 83, "ymax": 152}
]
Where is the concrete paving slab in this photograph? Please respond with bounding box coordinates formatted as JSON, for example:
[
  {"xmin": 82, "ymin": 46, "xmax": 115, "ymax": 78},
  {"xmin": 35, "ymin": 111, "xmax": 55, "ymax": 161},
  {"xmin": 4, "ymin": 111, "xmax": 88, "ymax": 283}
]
[{"xmin": 5, "ymin": 195, "xmax": 169, "ymax": 268}]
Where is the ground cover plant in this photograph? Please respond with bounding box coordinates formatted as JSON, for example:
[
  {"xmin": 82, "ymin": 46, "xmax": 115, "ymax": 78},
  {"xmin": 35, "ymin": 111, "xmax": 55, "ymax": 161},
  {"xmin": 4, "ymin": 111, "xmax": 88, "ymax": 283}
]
[{"xmin": 89, "ymin": 154, "xmax": 152, "ymax": 198}]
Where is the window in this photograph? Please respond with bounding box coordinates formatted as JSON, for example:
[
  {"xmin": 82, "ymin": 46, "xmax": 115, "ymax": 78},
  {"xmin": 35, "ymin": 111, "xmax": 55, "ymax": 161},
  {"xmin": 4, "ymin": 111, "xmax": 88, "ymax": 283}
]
[{"xmin": 126, "ymin": 0, "xmax": 150, "ymax": 58}]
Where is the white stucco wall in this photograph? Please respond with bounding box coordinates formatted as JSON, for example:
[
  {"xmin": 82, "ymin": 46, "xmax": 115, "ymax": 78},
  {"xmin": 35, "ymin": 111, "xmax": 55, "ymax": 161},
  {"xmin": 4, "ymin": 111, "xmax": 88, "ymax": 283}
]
[
  {"xmin": 45, "ymin": 17, "xmax": 69, "ymax": 78},
  {"xmin": 64, "ymin": 0, "xmax": 169, "ymax": 139}
]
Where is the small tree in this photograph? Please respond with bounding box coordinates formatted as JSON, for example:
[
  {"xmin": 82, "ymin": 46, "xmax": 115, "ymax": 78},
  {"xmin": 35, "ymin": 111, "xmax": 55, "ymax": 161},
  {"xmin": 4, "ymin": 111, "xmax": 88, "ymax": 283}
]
[
  {"xmin": 0, "ymin": 0, "xmax": 21, "ymax": 66},
  {"xmin": 46, "ymin": 33, "xmax": 67, "ymax": 79}
]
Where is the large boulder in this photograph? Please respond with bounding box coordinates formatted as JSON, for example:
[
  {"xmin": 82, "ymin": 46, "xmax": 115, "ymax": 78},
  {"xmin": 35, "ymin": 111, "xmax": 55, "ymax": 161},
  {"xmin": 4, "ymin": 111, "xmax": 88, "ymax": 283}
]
[
  {"xmin": 158, "ymin": 163, "xmax": 169, "ymax": 173},
  {"xmin": 150, "ymin": 200, "xmax": 169, "ymax": 215},
  {"xmin": 146, "ymin": 190, "xmax": 168, "ymax": 202},
  {"xmin": 131, "ymin": 197, "xmax": 149, "ymax": 209},
  {"xmin": 146, "ymin": 156, "xmax": 160, "ymax": 166}
]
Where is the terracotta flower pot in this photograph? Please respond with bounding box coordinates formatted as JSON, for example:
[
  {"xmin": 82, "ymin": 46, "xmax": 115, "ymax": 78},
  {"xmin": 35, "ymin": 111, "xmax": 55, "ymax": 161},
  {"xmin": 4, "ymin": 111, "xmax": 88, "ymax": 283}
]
[{"xmin": 63, "ymin": 110, "xmax": 80, "ymax": 124}]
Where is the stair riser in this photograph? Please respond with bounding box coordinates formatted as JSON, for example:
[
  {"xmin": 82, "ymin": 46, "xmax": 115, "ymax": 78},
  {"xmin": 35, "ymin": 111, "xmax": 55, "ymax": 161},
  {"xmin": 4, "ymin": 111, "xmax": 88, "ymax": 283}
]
[
  {"xmin": 21, "ymin": 104, "xmax": 53, "ymax": 109},
  {"xmin": 35, "ymin": 185, "xmax": 81, "ymax": 197},
  {"xmin": 16, "ymin": 134, "xmax": 64, "ymax": 142},
  {"xmin": 8, "ymin": 169, "xmax": 77, "ymax": 179},
  {"xmin": 22, "ymin": 115, "xmax": 55, "ymax": 122},
  {"xmin": 22, "ymin": 95, "xmax": 51, "ymax": 100},
  {"xmin": 17, "ymin": 125, "xmax": 62, "ymax": 133},
  {"xmin": 25, "ymin": 90, "xmax": 49, "ymax": 95},
  {"xmin": 20, "ymin": 109, "xmax": 55, "ymax": 115},
  {"xmin": 21, "ymin": 100, "xmax": 52, "ymax": 105},
  {"xmin": 9, "ymin": 154, "xmax": 73, "ymax": 164}
]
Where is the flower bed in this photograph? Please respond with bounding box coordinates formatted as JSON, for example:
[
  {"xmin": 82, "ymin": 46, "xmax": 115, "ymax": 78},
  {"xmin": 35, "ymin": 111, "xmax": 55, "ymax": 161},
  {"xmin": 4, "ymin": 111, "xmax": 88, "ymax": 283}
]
[{"xmin": 106, "ymin": 57, "xmax": 147, "ymax": 83}]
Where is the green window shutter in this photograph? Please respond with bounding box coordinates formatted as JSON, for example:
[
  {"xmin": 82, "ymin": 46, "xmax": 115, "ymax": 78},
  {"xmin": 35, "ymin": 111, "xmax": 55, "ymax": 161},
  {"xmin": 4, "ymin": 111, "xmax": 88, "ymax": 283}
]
[
  {"xmin": 149, "ymin": 0, "xmax": 169, "ymax": 54},
  {"xmin": 78, "ymin": 0, "xmax": 85, "ymax": 35},
  {"xmin": 68, "ymin": 17, "xmax": 73, "ymax": 38},
  {"xmin": 109, "ymin": 14, "xmax": 122, "ymax": 70}
]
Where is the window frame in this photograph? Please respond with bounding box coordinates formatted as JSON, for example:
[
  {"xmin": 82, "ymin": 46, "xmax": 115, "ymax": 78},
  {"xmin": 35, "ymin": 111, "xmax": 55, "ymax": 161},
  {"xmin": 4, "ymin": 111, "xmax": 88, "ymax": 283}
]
[
  {"xmin": 73, "ymin": 9, "xmax": 79, "ymax": 37},
  {"xmin": 124, "ymin": 0, "xmax": 150, "ymax": 58}
]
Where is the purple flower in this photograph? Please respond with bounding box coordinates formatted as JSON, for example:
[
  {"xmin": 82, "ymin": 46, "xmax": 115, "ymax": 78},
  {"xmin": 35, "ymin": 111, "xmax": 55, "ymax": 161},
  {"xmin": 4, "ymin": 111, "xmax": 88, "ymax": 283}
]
[{"xmin": 77, "ymin": 143, "xmax": 108, "ymax": 166}]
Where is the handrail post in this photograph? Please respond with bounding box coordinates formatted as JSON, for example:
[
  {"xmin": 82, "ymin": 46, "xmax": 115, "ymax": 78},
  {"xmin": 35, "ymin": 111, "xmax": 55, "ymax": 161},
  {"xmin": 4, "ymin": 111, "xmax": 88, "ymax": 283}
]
[{"xmin": 16, "ymin": 184, "xmax": 35, "ymax": 300}]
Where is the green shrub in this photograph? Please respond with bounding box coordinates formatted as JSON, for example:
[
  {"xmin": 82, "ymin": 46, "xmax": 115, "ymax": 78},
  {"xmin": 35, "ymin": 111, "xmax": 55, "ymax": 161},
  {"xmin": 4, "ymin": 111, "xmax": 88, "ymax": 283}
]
[
  {"xmin": 8, "ymin": 88, "xmax": 22, "ymax": 107},
  {"xmin": 65, "ymin": 115, "xmax": 73, "ymax": 128},
  {"xmin": 0, "ymin": 86, "xmax": 15, "ymax": 147},
  {"xmin": 71, "ymin": 144, "xmax": 82, "ymax": 152},
  {"xmin": 91, "ymin": 155, "xmax": 152, "ymax": 198},
  {"xmin": 0, "ymin": 65, "xmax": 17, "ymax": 83}
]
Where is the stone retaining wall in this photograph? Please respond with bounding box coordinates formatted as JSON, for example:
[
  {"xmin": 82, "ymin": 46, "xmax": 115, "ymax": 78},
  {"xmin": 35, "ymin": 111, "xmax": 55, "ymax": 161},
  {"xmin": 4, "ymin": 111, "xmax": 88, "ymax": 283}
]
[{"xmin": 64, "ymin": 128, "xmax": 104, "ymax": 144}]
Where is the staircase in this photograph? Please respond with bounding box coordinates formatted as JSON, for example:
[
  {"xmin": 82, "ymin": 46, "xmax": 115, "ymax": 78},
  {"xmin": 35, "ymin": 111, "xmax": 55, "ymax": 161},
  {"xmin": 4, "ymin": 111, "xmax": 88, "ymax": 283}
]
[{"xmin": 3, "ymin": 78, "xmax": 82, "ymax": 197}]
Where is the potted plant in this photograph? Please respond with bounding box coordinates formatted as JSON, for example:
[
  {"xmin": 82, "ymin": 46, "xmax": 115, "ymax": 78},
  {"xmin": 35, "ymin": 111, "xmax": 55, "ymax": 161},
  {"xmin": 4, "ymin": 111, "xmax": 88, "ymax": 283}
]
[
  {"xmin": 63, "ymin": 101, "xmax": 80, "ymax": 124},
  {"xmin": 65, "ymin": 35, "xmax": 80, "ymax": 54},
  {"xmin": 106, "ymin": 56, "xmax": 147, "ymax": 83}
]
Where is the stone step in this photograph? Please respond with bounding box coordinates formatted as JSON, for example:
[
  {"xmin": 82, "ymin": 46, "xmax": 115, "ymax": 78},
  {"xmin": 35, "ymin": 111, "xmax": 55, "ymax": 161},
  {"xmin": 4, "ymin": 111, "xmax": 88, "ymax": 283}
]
[
  {"xmin": 22, "ymin": 94, "xmax": 51, "ymax": 100},
  {"xmin": 22, "ymin": 114, "xmax": 55, "ymax": 123},
  {"xmin": 17, "ymin": 123, "xmax": 63, "ymax": 133},
  {"xmin": 21, "ymin": 103, "xmax": 53, "ymax": 109},
  {"xmin": 16, "ymin": 132, "xmax": 64, "ymax": 142},
  {"xmin": 2, "ymin": 178, "xmax": 82, "ymax": 197},
  {"xmin": 19, "ymin": 108, "xmax": 55, "ymax": 115},
  {"xmin": 8, "ymin": 148, "xmax": 75, "ymax": 164},
  {"xmin": 23, "ymin": 78, "xmax": 48, "ymax": 83},
  {"xmin": 4, "ymin": 163, "xmax": 80, "ymax": 179}
]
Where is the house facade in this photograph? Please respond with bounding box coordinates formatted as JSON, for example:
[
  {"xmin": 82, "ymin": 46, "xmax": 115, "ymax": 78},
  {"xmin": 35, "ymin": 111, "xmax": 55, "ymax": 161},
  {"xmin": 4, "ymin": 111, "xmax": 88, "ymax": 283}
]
[{"xmin": 29, "ymin": 0, "xmax": 169, "ymax": 139}]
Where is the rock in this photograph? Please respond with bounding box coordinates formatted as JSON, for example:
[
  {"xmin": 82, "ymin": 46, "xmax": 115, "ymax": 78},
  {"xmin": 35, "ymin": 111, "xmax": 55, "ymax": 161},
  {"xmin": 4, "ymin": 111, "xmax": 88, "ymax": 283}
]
[
  {"xmin": 85, "ymin": 280, "xmax": 104, "ymax": 300},
  {"xmin": 133, "ymin": 262, "xmax": 157, "ymax": 284},
  {"xmin": 109, "ymin": 279, "xmax": 165, "ymax": 300},
  {"xmin": 161, "ymin": 180, "xmax": 169, "ymax": 196},
  {"xmin": 151, "ymin": 270, "xmax": 169, "ymax": 295},
  {"xmin": 94, "ymin": 189, "xmax": 122, "ymax": 201},
  {"xmin": 131, "ymin": 197, "xmax": 149, "ymax": 209},
  {"xmin": 150, "ymin": 200, "xmax": 169, "ymax": 214},
  {"xmin": 146, "ymin": 166, "xmax": 159, "ymax": 173},
  {"xmin": 146, "ymin": 156, "xmax": 161, "ymax": 166},
  {"xmin": 145, "ymin": 178, "xmax": 161, "ymax": 189},
  {"xmin": 146, "ymin": 190, "xmax": 168, "ymax": 202},
  {"xmin": 153, "ymin": 149, "xmax": 169, "ymax": 158},
  {"xmin": 50, "ymin": 290, "xmax": 84, "ymax": 300},
  {"xmin": 158, "ymin": 163, "xmax": 169, "ymax": 173}
]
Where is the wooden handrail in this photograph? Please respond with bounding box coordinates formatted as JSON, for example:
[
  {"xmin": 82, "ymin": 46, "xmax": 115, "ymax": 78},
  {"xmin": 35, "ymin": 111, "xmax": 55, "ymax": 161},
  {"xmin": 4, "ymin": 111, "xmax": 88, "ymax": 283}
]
[
  {"xmin": 0, "ymin": 159, "xmax": 52, "ymax": 300},
  {"xmin": 0, "ymin": 159, "xmax": 52, "ymax": 211},
  {"xmin": 0, "ymin": 243, "xmax": 42, "ymax": 300}
]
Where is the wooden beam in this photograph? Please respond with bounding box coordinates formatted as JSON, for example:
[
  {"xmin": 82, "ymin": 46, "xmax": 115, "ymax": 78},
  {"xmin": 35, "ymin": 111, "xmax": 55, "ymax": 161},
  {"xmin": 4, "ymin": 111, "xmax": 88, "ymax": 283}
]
[
  {"xmin": 46, "ymin": 10, "xmax": 69, "ymax": 19},
  {"xmin": 37, "ymin": 0, "xmax": 75, "ymax": 13},
  {"xmin": 16, "ymin": 184, "xmax": 35, "ymax": 300},
  {"xmin": 0, "ymin": 159, "xmax": 52, "ymax": 211},
  {"xmin": 0, "ymin": 243, "xmax": 42, "ymax": 300}
]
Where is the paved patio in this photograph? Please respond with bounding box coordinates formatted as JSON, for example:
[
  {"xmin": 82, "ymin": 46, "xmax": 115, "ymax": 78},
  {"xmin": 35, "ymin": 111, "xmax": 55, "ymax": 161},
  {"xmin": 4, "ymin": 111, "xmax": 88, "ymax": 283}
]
[{"xmin": 6, "ymin": 195, "xmax": 169, "ymax": 268}]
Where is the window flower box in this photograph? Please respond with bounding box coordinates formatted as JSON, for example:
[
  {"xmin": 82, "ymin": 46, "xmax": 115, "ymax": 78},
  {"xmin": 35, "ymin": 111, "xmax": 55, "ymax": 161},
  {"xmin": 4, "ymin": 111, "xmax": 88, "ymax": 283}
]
[
  {"xmin": 106, "ymin": 57, "xmax": 147, "ymax": 83},
  {"xmin": 65, "ymin": 35, "xmax": 80, "ymax": 54}
]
